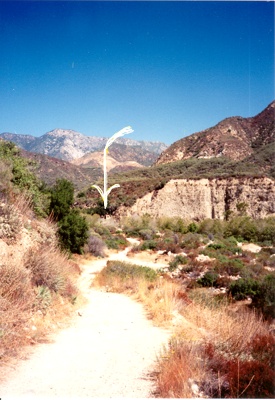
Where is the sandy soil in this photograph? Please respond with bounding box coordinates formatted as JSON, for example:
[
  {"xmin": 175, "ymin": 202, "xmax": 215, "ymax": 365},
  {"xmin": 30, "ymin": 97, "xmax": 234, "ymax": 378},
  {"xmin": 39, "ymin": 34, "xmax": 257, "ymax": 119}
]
[{"xmin": 0, "ymin": 245, "xmax": 170, "ymax": 399}]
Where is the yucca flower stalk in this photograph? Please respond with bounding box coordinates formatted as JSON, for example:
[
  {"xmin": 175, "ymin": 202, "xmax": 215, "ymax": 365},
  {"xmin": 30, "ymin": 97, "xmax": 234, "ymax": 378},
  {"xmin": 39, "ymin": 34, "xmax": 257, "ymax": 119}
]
[{"xmin": 92, "ymin": 126, "xmax": 134, "ymax": 209}]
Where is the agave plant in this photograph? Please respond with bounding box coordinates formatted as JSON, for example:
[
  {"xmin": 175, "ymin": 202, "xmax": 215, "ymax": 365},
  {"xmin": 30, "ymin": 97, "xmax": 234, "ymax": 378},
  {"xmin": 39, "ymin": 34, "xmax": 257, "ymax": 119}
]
[{"xmin": 92, "ymin": 126, "xmax": 134, "ymax": 209}]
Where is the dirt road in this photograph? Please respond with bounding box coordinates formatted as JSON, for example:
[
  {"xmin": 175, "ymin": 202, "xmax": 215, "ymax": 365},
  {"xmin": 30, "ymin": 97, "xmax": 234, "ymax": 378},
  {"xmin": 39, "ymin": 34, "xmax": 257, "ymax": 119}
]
[{"xmin": 0, "ymin": 247, "xmax": 170, "ymax": 399}]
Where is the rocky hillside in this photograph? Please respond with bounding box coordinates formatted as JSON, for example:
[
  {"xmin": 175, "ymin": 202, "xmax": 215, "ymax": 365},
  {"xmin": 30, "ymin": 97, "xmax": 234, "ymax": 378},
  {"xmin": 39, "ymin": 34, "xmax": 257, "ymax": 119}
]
[
  {"xmin": 156, "ymin": 101, "xmax": 275, "ymax": 165},
  {"xmin": 117, "ymin": 177, "xmax": 275, "ymax": 221},
  {"xmin": 0, "ymin": 129, "xmax": 167, "ymax": 163}
]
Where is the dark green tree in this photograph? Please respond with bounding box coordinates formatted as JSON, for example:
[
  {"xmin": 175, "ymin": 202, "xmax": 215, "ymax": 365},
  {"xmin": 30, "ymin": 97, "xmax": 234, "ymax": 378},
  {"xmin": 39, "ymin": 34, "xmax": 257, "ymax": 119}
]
[
  {"xmin": 49, "ymin": 179, "xmax": 74, "ymax": 220},
  {"xmin": 58, "ymin": 210, "xmax": 89, "ymax": 254}
]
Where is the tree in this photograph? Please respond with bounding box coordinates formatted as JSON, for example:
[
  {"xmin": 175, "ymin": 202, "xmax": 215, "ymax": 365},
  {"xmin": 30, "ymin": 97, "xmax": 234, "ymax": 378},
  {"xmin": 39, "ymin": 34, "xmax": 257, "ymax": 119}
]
[
  {"xmin": 49, "ymin": 179, "xmax": 74, "ymax": 220},
  {"xmin": 58, "ymin": 210, "xmax": 89, "ymax": 254}
]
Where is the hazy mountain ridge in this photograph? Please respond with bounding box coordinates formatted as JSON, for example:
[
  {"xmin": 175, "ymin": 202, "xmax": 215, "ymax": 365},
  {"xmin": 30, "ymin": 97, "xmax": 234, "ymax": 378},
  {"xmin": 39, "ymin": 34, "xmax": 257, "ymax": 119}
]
[
  {"xmin": 0, "ymin": 128, "xmax": 167, "ymax": 162},
  {"xmin": 155, "ymin": 101, "xmax": 275, "ymax": 165},
  {"xmin": 71, "ymin": 142, "xmax": 158, "ymax": 172}
]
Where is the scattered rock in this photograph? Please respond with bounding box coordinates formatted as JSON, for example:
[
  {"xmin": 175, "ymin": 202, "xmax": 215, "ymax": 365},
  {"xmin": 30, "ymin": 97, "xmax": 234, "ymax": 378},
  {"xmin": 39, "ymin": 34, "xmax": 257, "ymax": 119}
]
[
  {"xmin": 196, "ymin": 254, "xmax": 215, "ymax": 263},
  {"xmin": 241, "ymin": 243, "xmax": 262, "ymax": 253}
]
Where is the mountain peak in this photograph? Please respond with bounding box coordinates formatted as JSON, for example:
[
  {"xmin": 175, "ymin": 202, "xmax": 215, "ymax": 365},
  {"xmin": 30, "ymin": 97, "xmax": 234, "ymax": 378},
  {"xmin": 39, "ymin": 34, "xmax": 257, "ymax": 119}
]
[{"xmin": 0, "ymin": 129, "xmax": 167, "ymax": 163}]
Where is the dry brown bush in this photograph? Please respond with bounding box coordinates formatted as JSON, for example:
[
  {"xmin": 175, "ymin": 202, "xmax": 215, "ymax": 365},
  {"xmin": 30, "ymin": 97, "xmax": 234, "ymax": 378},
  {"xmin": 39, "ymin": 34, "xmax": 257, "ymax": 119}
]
[
  {"xmin": 155, "ymin": 339, "xmax": 206, "ymax": 398},
  {"xmin": 24, "ymin": 245, "xmax": 77, "ymax": 295},
  {"xmin": 0, "ymin": 202, "xmax": 23, "ymax": 242},
  {"xmin": 154, "ymin": 287, "xmax": 271, "ymax": 398},
  {"xmin": 181, "ymin": 294, "xmax": 268, "ymax": 355},
  {"xmin": 0, "ymin": 261, "xmax": 35, "ymax": 359}
]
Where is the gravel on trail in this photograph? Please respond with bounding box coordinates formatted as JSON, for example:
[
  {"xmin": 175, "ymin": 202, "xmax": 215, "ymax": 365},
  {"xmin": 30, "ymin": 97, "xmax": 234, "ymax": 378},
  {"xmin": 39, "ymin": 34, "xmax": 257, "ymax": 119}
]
[{"xmin": 0, "ymin": 251, "xmax": 170, "ymax": 399}]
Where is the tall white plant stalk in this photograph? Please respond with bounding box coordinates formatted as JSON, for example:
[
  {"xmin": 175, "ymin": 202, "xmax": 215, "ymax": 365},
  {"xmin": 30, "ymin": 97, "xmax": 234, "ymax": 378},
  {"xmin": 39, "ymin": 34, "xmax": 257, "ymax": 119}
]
[{"xmin": 92, "ymin": 126, "xmax": 134, "ymax": 209}]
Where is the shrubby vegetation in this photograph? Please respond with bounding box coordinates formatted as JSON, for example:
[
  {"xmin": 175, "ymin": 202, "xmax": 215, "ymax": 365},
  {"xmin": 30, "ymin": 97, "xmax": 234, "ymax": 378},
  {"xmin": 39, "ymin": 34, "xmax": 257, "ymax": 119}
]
[
  {"xmin": 84, "ymin": 153, "xmax": 272, "ymax": 211},
  {"xmin": 118, "ymin": 214, "xmax": 275, "ymax": 322},
  {"xmin": 0, "ymin": 141, "xmax": 50, "ymax": 216},
  {"xmin": 1, "ymin": 138, "xmax": 274, "ymax": 396},
  {"xmin": 49, "ymin": 179, "xmax": 89, "ymax": 254}
]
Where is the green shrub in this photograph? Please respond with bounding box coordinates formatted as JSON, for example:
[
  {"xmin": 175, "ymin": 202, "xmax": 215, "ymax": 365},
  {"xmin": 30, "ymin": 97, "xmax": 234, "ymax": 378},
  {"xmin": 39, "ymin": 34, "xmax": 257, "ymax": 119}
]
[
  {"xmin": 105, "ymin": 235, "xmax": 128, "ymax": 250},
  {"xmin": 215, "ymin": 255, "xmax": 245, "ymax": 276},
  {"xmin": 208, "ymin": 242, "xmax": 225, "ymax": 250},
  {"xmin": 103, "ymin": 260, "xmax": 158, "ymax": 282},
  {"xmin": 229, "ymin": 278, "xmax": 260, "ymax": 301},
  {"xmin": 225, "ymin": 258, "xmax": 245, "ymax": 276},
  {"xmin": 49, "ymin": 178, "xmax": 74, "ymax": 221},
  {"xmin": 0, "ymin": 141, "xmax": 49, "ymax": 217},
  {"xmin": 157, "ymin": 217, "xmax": 187, "ymax": 233},
  {"xmin": 121, "ymin": 215, "xmax": 155, "ymax": 237},
  {"xmin": 197, "ymin": 271, "xmax": 219, "ymax": 287},
  {"xmin": 58, "ymin": 210, "xmax": 89, "ymax": 254},
  {"xmin": 253, "ymin": 274, "xmax": 275, "ymax": 319},
  {"xmin": 140, "ymin": 240, "xmax": 158, "ymax": 251},
  {"xmin": 187, "ymin": 222, "xmax": 198, "ymax": 233},
  {"xmin": 168, "ymin": 255, "xmax": 188, "ymax": 271}
]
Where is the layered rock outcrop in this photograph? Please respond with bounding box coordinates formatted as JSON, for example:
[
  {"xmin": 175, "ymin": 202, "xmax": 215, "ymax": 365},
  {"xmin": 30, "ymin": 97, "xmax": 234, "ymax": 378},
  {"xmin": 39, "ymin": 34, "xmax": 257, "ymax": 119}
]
[{"xmin": 118, "ymin": 177, "xmax": 275, "ymax": 220}]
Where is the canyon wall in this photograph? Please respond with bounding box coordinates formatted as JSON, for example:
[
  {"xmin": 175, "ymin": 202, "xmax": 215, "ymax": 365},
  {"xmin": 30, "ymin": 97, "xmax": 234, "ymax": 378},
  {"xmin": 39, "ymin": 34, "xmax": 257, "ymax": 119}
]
[{"xmin": 118, "ymin": 177, "xmax": 275, "ymax": 220}]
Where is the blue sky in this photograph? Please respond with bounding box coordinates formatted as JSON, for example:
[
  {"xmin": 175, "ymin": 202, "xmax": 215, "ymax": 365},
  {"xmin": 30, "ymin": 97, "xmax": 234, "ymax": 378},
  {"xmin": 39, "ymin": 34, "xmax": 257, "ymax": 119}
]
[{"xmin": 0, "ymin": 1, "xmax": 274, "ymax": 144}]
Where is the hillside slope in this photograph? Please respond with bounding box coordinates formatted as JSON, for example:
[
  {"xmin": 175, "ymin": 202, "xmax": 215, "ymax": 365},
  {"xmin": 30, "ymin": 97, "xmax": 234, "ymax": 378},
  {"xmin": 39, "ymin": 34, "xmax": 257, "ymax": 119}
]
[
  {"xmin": 19, "ymin": 149, "xmax": 101, "ymax": 190},
  {"xmin": 156, "ymin": 101, "xmax": 275, "ymax": 165}
]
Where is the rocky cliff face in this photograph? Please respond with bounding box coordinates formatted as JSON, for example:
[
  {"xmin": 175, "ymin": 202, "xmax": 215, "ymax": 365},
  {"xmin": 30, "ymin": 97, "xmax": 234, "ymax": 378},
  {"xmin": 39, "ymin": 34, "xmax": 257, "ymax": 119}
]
[{"xmin": 118, "ymin": 177, "xmax": 275, "ymax": 220}]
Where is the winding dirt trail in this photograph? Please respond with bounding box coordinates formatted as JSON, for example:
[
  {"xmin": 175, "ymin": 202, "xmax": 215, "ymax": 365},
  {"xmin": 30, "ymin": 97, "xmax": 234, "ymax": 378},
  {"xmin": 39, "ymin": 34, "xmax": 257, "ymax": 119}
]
[{"xmin": 0, "ymin": 243, "xmax": 170, "ymax": 399}]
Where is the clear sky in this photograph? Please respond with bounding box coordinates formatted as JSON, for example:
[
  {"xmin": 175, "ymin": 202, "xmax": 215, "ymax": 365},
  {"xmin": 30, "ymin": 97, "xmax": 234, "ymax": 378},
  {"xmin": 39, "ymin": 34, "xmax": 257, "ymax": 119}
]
[{"xmin": 0, "ymin": 1, "xmax": 274, "ymax": 144}]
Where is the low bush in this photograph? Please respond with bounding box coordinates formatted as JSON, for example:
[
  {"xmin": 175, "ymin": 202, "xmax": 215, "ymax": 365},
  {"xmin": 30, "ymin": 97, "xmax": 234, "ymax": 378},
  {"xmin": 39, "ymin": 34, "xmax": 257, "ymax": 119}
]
[
  {"xmin": 105, "ymin": 234, "xmax": 128, "ymax": 250},
  {"xmin": 139, "ymin": 228, "xmax": 155, "ymax": 240},
  {"xmin": 87, "ymin": 235, "xmax": 106, "ymax": 257},
  {"xmin": 229, "ymin": 274, "xmax": 275, "ymax": 319},
  {"xmin": 204, "ymin": 343, "xmax": 275, "ymax": 398},
  {"xmin": 197, "ymin": 271, "xmax": 219, "ymax": 287},
  {"xmin": 139, "ymin": 239, "xmax": 158, "ymax": 251},
  {"xmin": 253, "ymin": 274, "xmax": 275, "ymax": 320},
  {"xmin": 155, "ymin": 339, "xmax": 204, "ymax": 398},
  {"xmin": 157, "ymin": 217, "xmax": 188, "ymax": 234},
  {"xmin": 0, "ymin": 202, "xmax": 23, "ymax": 242},
  {"xmin": 100, "ymin": 260, "xmax": 158, "ymax": 283},
  {"xmin": 248, "ymin": 333, "xmax": 275, "ymax": 366},
  {"xmin": 24, "ymin": 245, "xmax": 78, "ymax": 299},
  {"xmin": 168, "ymin": 255, "xmax": 188, "ymax": 271},
  {"xmin": 229, "ymin": 278, "xmax": 260, "ymax": 301},
  {"xmin": 180, "ymin": 233, "xmax": 205, "ymax": 250}
]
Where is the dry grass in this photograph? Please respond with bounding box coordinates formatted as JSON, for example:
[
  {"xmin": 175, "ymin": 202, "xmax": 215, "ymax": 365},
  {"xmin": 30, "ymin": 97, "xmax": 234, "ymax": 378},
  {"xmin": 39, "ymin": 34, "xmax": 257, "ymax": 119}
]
[
  {"xmin": 154, "ymin": 289, "xmax": 272, "ymax": 398},
  {"xmin": 93, "ymin": 261, "xmax": 185, "ymax": 327},
  {"xmin": 0, "ymin": 242, "xmax": 81, "ymax": 362},
  {"xmin": 24, "ymin": 244, "xmax": 79, "ymax": 298},
  {"xmin": 181, "ymin": 289, "xmax": 268, "ymax": 354},
  {"xmin": 94, "ymin": 259, "xmax": 273, "ymax": 398},
  {"xmin": 155, "ymin": 339, "xmax": 206, "ymax": 398}
]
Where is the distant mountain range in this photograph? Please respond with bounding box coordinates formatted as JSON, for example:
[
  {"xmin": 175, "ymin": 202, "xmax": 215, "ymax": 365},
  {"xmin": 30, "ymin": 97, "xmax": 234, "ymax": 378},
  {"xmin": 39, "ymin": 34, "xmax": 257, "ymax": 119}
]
[
  {"xmin": 1, "ymin": 101, "xmax": 274, "ymax": 193},
  {"xmin": 155, "ymin": 100, "xmax": 275, "ymax": 165},
  {"xmin": 0, "ymin": 128, "xmax": 167, "ymax": 163}
]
